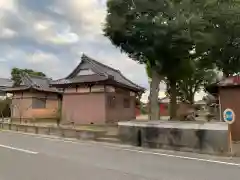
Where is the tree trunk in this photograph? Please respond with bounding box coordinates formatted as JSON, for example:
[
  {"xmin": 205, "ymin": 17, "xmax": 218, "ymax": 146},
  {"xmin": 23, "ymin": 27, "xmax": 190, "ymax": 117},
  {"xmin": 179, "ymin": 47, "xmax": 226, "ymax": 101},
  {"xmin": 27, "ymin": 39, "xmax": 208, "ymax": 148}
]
[
  {"xmin": 149, "ymin": 69, "xmax": 161, "ymax": 120},
  {"xmin": 189, "ymin": 90, "xmax": 194, "ymax": 105},
  {"xmin": 148, "ymin": 88, "xmax": 151, "ymax": 117},
  {"xmin": 169, "ymin": 79, "xmax": 177, "ymax": 120}
]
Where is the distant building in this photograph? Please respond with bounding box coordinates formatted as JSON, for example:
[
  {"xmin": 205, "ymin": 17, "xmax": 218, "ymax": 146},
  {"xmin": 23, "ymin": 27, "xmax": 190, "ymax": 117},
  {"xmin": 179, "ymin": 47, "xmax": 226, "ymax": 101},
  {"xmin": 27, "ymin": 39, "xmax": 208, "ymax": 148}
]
[{"xmin": 158, "ymin": 97, "xmax": 192, "ymax": 117}]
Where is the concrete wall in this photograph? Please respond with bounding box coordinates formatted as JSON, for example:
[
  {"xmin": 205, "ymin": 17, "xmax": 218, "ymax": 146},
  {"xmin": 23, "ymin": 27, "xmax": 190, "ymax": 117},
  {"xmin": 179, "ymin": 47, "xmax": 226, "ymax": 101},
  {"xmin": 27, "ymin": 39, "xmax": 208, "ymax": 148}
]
[
  {"xmin": 118, "ymin": 121, "xmax": 229, "ymax": 155},
  {"xmin": 11, "ymin": 91, "xmax": 59, "ymax": 120},
  {"xmin": 219, "ymin": 87, "xmax": 240, "ymax": 141}
]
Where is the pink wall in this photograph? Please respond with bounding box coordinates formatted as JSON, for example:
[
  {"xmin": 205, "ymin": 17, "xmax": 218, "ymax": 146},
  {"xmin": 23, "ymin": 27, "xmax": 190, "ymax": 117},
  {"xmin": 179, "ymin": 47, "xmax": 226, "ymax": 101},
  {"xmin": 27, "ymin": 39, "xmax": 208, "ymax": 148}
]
[
  {"xmin": 11, "ymin": 91, "xmax": 59, "ymax": 120},
  {"xmin": 61, "ymin": 85, "xmax": 137, "ymax": 124},
  {"xmin": 106, "ymin": 92, "xmax": 135, "ymax": 123},
  {"xmin": 61, "ymin": 93, "xmax": 106, "ymax": 124}
]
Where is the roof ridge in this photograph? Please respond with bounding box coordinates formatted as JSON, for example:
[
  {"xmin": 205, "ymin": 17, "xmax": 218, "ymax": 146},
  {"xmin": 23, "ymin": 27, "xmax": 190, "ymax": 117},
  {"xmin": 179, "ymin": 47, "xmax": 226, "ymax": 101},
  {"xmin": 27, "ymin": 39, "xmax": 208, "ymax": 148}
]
[
  {"xmin": 27, "ymin": 74, "xmax": 51, "ymax": 80},
  {"xmin": 81, "ymin": 54, "xmax": 109, "ymax": 77},
  {"xmin": 20, "ymin": 73, "xmax": 34, "ymax": 88},
  {"xmin": 82, "ymin": 54, "xmax": 145, "ymax": 91},
  {"xmin": 65, "ymin": 54, "xmax": 108, "ymax": 79},
  {"xmin": 82, "ymin": 54, "xmax": 120, "ymax": 73}
]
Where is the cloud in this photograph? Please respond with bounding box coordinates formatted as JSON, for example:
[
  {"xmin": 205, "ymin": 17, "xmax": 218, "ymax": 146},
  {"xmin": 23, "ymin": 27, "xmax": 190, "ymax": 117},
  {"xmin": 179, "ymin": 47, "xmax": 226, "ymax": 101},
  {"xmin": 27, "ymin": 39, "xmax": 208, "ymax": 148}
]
[
  {"xmin": 0, "ymin": 28, "xmax": 17, "ymax": 38},
  {"xmin": 0, "ymin": 0, "xmax": 16, "ymax": 11}
]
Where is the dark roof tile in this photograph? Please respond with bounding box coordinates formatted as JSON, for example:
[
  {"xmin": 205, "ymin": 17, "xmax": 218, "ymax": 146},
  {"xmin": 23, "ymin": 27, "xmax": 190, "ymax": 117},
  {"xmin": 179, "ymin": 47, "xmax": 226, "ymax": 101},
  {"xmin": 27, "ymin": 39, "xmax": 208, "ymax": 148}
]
[
  {"xmin": 4, "ymin": 74, "xmax": 61, "ymax": 93},
  {"xmin": 51, "ymin": 54, "xmax": 145, "ymax": 92},
  {"xmin": 51, "ymin": 74, "xmax": 108, "ymax": 85}
]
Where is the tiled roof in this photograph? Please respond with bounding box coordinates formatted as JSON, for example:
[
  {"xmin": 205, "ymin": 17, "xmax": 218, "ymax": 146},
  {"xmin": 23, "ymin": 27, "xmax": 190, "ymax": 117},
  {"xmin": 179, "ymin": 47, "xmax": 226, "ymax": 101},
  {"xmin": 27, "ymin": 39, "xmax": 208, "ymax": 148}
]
[
  {"xmin": 2, "ymin": 86, "xmax": 30, "ymax": 92},
  {"xmin": 51, "ymin": 74, "xmax": 108, "ymax": 85},
  {"xmin": 206, "ymin": 76, "xmax": 240, "ymax": 94},
  {"xmin": 217, "ymin": 76, "xmax": 240, "ymax": 86},
  {"xmin": 51, "ymin": 54, "xmax": 145, "ymax": 92},
  {"xmin": 4, "ymin": 74, "xmax": 61, "ymax": 93}
]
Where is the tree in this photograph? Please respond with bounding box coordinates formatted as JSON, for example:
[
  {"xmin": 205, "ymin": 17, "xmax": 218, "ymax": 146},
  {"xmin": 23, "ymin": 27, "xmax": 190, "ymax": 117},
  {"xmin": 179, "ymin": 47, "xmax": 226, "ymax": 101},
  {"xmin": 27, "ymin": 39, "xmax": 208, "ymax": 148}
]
[
  {"xmin": 145, "ymin": 61, "xmax": 162, "ymax": 118},
  {"xmin": 12, "ymin": 99, "xmax": 32, "ymax": 124},
  {"xmin": 0, "ymin": 98, "xmax": 11, "ymax": 120},
  {"xmin": 104, "ymin": 0, "xmax": 164, "ymax": 120},
  {"xmin": 202, "ymin": 0, "xmax": 240, "ymax": 77},
  {"xmin": 166, "ymin": 57, "xmax": 217, "ymax": 104},
  {"xmin": 11, "ymin": 68, "xmax": 46, "ymax": 86},
  {"xmin": 104, "ymin": 0, "xmax": 210, "ymax": 120}
]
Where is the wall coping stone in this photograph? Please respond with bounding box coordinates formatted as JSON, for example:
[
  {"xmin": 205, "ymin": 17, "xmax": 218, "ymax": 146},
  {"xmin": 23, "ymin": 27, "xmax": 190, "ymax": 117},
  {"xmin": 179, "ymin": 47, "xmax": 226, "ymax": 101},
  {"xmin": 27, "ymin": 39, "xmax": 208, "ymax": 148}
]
[{"xmin": 118, "ymin": 120, "xmax": 228, "ymax": 130}]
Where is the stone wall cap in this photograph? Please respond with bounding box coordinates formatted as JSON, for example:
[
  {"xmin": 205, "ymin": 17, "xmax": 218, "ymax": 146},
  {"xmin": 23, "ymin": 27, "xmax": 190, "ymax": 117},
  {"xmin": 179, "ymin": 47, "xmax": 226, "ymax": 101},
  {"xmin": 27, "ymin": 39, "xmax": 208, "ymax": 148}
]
[{"xmin": 118, "ymin": 121, "xmax": 228, "ymax": 130}]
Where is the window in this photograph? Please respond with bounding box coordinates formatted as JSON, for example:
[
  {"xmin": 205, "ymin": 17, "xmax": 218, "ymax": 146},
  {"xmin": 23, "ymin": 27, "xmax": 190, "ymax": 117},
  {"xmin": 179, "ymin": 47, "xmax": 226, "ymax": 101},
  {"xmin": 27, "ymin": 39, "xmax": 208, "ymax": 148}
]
[
  {"xmin": 123, "ymin": 98, "xmax": 130, "ymax": 108},
  {"xmin": 107, "ymin": 96, "xmax": 116, "ymax": 108},
  {"xmin": 77, "ymin": 69, "xmax": 95, "ymax": 76},
  {"xmin": 32, "ymin": 98, "xmax": 46, "ymax": 109}
]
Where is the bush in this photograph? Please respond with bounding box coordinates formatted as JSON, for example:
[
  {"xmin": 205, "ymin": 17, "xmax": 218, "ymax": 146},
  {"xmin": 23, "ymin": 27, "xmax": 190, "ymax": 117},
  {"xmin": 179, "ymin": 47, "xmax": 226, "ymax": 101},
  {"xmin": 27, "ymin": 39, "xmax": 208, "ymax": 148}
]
[{"xmin": 0, "ymin": 98, "xmax": 11, "ymax": 117}]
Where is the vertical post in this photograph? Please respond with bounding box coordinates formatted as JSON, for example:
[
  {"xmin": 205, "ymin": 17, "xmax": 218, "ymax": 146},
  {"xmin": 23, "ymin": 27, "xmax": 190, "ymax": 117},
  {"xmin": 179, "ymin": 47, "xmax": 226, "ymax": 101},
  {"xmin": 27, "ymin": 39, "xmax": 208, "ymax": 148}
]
[
  {"xmin": 228, "ymin": 124, "xmax": 233, "ymax": 154},
  {"xmin": 219, "ymin": 95, "xmax": 222, "ymax": 122}
]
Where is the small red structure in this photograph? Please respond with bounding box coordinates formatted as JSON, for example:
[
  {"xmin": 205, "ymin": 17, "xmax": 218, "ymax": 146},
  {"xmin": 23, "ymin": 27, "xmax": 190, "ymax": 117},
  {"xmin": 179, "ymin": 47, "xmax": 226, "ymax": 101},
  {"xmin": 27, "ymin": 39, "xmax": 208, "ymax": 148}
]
[
  {"xmin": 135, "ymin": 107, "xmax": 141, "ymax": 116},
  {"xmin": 145, "ymin": 97, "xmax": 192, "ymax": 117}
]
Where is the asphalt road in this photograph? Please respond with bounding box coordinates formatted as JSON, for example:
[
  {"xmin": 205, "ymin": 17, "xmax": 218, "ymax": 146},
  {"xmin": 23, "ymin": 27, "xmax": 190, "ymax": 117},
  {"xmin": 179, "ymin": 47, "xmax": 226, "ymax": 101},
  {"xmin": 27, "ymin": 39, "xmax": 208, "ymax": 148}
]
[{"xmin": 0, "ymin": 131, "xmax": 239, "ymax": 180}]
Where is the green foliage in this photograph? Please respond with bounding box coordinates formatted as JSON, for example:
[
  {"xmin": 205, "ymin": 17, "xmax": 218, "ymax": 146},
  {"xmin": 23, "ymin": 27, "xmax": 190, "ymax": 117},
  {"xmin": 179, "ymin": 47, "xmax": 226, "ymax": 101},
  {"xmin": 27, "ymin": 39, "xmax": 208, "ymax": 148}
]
[
  {"xmin": 0, "ymin": 98, "xmax": 11, "ymax": 118},
  {"xmin": 181, "ymin": 70, "xmax": 216, "ymax": 103},
  {"xmin": 11, "ymin": 68, "xmax": 46, "ymax": 86},
  {"xmin": 104, "ymin": 0, "xmax": 240, "ymax": 119},
  {"xmin": 145, "ymin": 61, "xmax": 152, "ymax": 79},
  {"xmin": 104, "ymin": 0, "xmax": 208, "ymax": 73},
  {"xmin": 201, "ymin": 0, "xmax": 240, "ymax": 76},
  {"xmin": 166, "ymin": 58, "xmax": 217, "ymax": 104},
  {"xmin": 104, "ymin": 0, "xmax": 212, "ymax": 119},
  {"xmin": 140, "ymin": 104, "xmax": 147, "ymax": 114}
]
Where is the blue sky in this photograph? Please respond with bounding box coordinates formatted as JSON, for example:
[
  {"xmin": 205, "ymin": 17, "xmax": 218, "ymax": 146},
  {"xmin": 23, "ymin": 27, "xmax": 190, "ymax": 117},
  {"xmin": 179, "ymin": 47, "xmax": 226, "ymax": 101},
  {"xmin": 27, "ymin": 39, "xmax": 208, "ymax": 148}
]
[{"xmin": 0, "ymin": 0, "xmax": 151, "ymax": 88}]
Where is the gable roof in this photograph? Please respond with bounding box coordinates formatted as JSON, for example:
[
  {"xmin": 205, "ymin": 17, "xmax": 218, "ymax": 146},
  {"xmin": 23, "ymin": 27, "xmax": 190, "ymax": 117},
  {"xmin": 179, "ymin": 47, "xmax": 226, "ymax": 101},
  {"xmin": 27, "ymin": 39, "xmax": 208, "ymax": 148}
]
[
  {"xmin": 51, "ymin": 54, "xmax": 145, "ymax": 92},
  {"xmin": 4, "ymin": 73, "xmax": 61, "ymax": 94}
]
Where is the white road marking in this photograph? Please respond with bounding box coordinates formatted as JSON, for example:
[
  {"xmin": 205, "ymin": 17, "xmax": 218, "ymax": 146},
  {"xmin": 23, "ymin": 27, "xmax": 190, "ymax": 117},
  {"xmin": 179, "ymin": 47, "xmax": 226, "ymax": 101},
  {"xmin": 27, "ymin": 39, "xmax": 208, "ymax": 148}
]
[
  {"xmin": 118, "ymin": 148, "xmax": 240, "ymax": 167},
  {"xmin": 40, "ymin": 137, "xmax": 240, "ymax": 167},
  {"xmin": 1, "ymin": 130, "xmax": 240, "ymax": 167},
  {"xmin": 0, "ymin": 144, "xmax": 38, "ymax": 154}
]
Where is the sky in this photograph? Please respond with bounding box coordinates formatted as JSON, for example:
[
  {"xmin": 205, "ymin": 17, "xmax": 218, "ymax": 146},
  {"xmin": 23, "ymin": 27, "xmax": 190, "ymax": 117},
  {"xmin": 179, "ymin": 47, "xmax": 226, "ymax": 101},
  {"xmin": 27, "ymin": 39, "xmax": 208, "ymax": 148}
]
[{"xmin": 0, "ymin": 0, "xmax": 204, "ymax": 101}]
